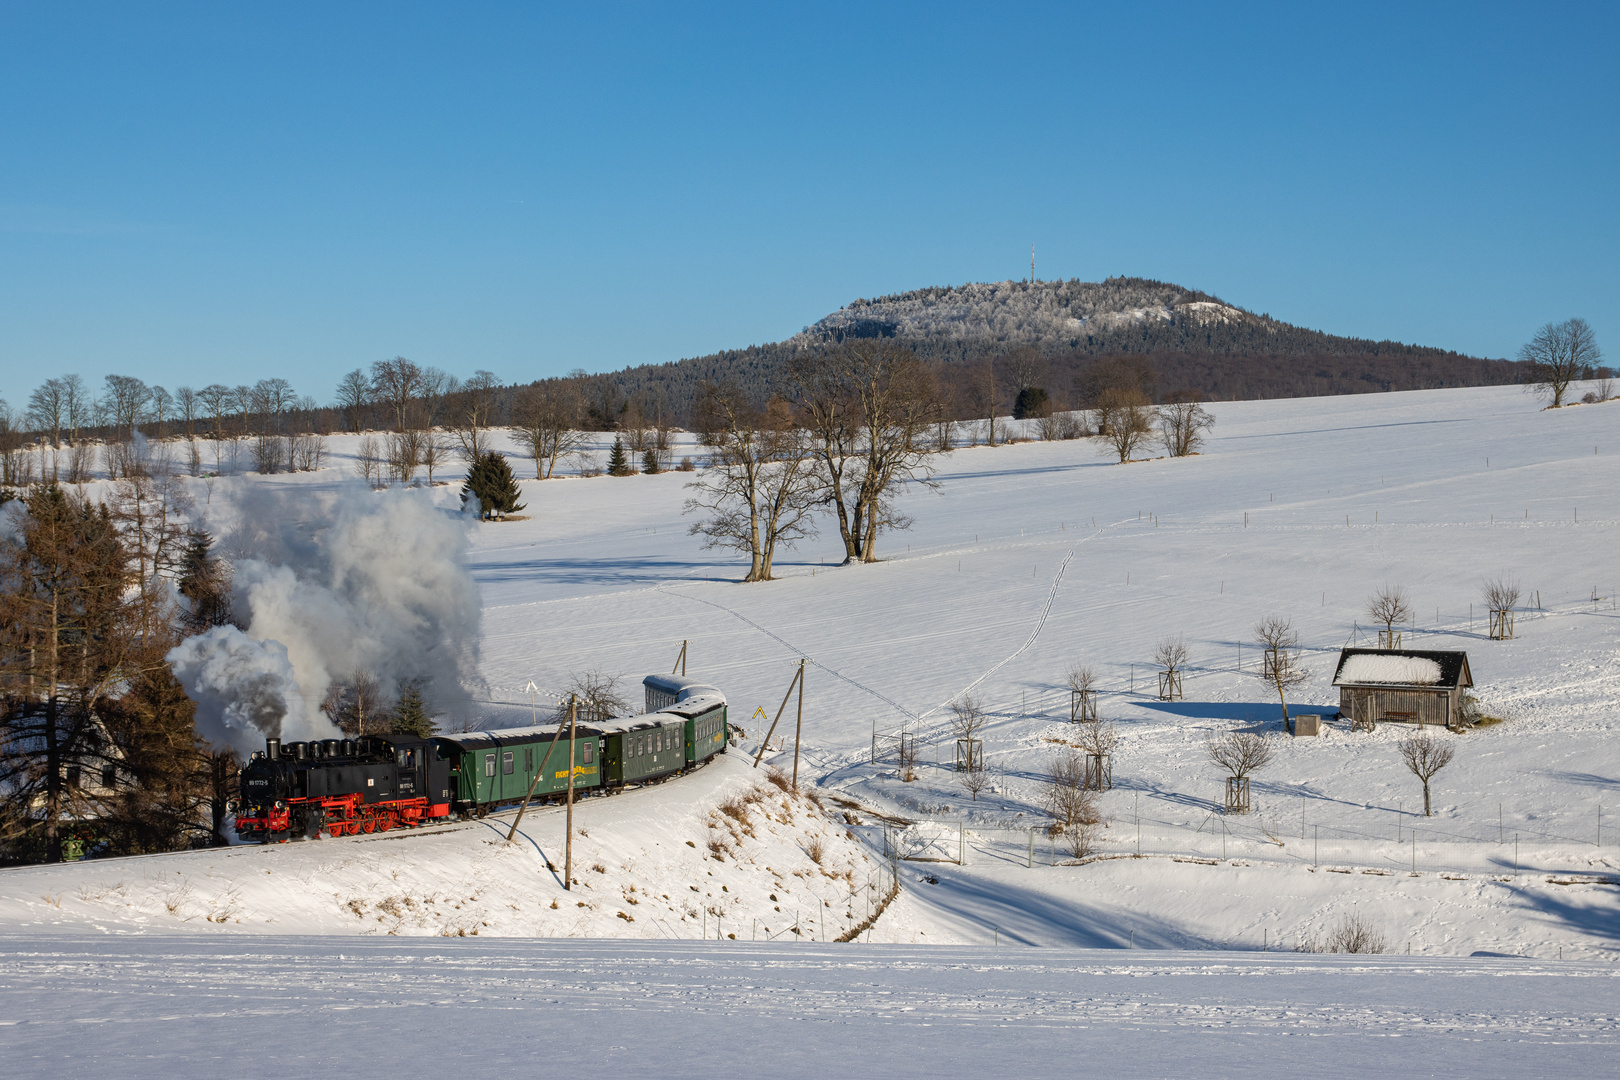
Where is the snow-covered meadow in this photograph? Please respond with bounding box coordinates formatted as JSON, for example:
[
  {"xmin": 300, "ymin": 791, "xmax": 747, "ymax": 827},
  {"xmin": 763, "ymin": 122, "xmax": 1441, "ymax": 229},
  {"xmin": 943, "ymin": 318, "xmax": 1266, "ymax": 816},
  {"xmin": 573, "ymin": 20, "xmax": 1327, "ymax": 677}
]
[{"xmin": 3, "ymin": 382, "xmax": 1618, "ymax": 1074}]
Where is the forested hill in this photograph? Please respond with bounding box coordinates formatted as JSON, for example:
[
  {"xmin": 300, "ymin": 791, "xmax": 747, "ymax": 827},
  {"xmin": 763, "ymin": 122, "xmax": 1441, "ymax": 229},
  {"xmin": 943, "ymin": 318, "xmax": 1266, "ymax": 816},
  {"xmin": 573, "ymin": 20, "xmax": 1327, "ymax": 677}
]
[{"xmin": 587, "ymin": 277, "xmax": 1523, "ymax": 415}]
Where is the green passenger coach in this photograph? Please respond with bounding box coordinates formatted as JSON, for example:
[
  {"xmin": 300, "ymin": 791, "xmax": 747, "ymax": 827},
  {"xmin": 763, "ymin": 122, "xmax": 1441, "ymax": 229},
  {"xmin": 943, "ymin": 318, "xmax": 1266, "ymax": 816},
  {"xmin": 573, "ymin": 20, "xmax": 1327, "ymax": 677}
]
[
  {"xmin": 428, "ymin": 674, "xmax": 729, "ymax": 817},
  {"xmin": 642, "ymin": 673, "xmax": 729, "ymax": 769},
  {"xmin": 434, "ymin": 725, "xmax": 603, "ymax": 811}
]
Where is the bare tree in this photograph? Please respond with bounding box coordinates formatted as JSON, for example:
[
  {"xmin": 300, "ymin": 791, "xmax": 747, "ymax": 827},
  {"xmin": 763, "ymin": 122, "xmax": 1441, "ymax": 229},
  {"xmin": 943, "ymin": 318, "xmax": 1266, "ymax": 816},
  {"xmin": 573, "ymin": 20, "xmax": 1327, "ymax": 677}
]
[
  {"xmin": 973, "ymin": 358, "xmax": 1000, "ymax": 446},
  {"xmin": 1075, "ymin": 715, "xmax": 1118, "ymax": 757},
  {"xmin": 949, "ymin": 693, "xmax": 987, "ymax": 743},
  {"xmin": 684, "ymin": 386, "xmax": 818, "ymax": 581},
  {"xmin": 149, "ymin": 385, "xmax": 173, "ymax": 439},
  {"xmin": 960, "ymin": 758, "xmax": 990, "ymax": 801},
  {"xmin": 322, "ymin": 669, "xmax": 392, "ymax": 736},
  {"xmin": 1046, "ymin": 749, "xmax": 1102, "ymax": 857},
  {"xmin": 198, "ymin": 384, "xmax": 233, "ymax": 441},
  {"xmin": 788, "ymin": 341, "xmax": 938, "ymax": 564},
  {"xmin": 452, "ymin": 370, "xmax": 501, "ymax": 462},
  {"xmin": 1066, "ymin": 663, "xmax": 1098, "ymax": 722},
  {"xmin": 1097, "ymin": 387, "xmax": 1152, "ymax": 463},
  {"xmin": 948, "ymin": 693, "xmax": 988, "ymax": 781},
  {"xmin": 61, "ymin": 374, "xmax": 89, "ymax": 447},
  {"xmin": 1482, "ymin": 574, "xmax": 1521, "ymax": 640},
  {"xmin": 173, "ymin": 386, "xmax": 199, "ymax": 440},
  {"xmin": 786, "ymin": 351, "xmax": 863, "ymax": 558},
  {"xmin": 354, "ymin": 434, "xmax": 383, "ymax": 486},
  {"xmin": 370, "ymin": 357, "xmax": 426, "ymax": 432},
  {"xmin": 1154, "ymin": 634, "xmax": 1189, "ymax": 700},
  {"xmin": 102, "ymin": 374, "xmax": 152, "ymax": 442},
  {"xmin": 1397, "ymin": 732, "xmax": 1455, "ymax": 817},
  {"xmin": 1482, "ymin": 575, "xmax": 1521, "ymax": 612},
  {"xmin": 510, "ymin": 379, "xmax": 588, "ymax": 479},
  {"xmin": 1366, "ymin": 584, "xmax": 1412, "ymax": 648},
  {"xmin": 1253, "ymin": 615, "xmax": 1310, "ymax": 723},
  {"xmin": 1520, "ymin": 317, "xmax": 1602, "ymax": 408},
  {"xmin": 27, "ymin": 379, "xmax": 68, "ymax": 449},
  {"xmin": 1037, "ymin": 409, "xmax": 1084, "ymax": 441},
  {"xmin": 419, "ymin": 429, "xmax": 454, "ymax": 482},
  {"xmin": 386, "ymin": 429, "xmax": 423, "ymax": 482},
  {"xmin": 1157, "ymin": 397, "xmax": 1215, "ymax": 457},
  {"xmin": 558, "ymin": 670, "xmax": 629, "ymax": 723},
  {"xmin": 334, "ymin": 368, "xmax": 372, "ymax": 433},
  {"xmin": 1205, "ymin": 727, "xmax": 1274, "ymax": 813}
]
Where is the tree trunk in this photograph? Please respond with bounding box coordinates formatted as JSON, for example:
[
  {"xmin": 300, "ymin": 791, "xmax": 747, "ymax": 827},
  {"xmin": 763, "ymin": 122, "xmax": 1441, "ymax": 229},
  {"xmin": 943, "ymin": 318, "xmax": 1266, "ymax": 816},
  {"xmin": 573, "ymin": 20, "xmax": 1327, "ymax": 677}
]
[
  {"xmin": 45, "ymin": 588, "xmax": 61, "ymax": 863},
  {"xmin": 1423, "ymin": 779, "xmax": 1431, "ymax": 817}
]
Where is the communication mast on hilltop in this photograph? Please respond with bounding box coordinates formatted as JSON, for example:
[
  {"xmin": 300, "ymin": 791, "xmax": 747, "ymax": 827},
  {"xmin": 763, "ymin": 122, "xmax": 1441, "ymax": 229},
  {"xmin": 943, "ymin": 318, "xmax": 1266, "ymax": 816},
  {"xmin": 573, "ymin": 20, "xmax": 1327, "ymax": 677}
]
[{"xmin": 1030, "ymin": 243, "xmax": 1035, "ymax": 284}]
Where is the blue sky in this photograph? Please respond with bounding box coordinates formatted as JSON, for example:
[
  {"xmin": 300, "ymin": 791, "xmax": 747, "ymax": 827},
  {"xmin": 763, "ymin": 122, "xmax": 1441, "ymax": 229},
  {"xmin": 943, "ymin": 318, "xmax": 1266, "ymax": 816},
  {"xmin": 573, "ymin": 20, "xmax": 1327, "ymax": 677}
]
[{"xmin": 1, "ymin": 2, "xmax": 1615, "ymax": 407}]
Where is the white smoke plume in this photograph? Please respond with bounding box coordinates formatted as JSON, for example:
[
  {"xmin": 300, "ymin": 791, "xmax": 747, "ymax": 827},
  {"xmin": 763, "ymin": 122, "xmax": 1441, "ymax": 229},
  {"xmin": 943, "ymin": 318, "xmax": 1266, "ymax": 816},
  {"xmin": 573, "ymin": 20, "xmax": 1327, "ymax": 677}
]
[
  {"xmin": 168, "ymin": 484, "xmax": 484, "ymax": 757},
  {"xmin": 167, "ymin": 626, "xmax": 326, "ymax": 749}
]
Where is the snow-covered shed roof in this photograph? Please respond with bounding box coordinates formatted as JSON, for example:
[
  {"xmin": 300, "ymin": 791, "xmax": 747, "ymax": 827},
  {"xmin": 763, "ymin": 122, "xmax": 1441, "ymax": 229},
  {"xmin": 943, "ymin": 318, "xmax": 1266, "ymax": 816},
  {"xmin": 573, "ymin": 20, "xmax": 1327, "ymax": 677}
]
[{"xmin": 1331, "ymin": 648, "xmax": 1471, "ymax": 690}]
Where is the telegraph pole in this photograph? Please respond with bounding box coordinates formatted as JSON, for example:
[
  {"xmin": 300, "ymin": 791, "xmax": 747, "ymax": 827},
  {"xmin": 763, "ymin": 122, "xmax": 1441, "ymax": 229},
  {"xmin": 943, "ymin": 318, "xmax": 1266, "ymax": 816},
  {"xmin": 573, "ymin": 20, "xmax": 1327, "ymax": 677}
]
[
  {"xmin": 564, "ymin": 696, "xmax": 577, "ymax": 891},
  {"xmin": 792, "ymin": 658, "xmax": 806, "ymax": 790}
]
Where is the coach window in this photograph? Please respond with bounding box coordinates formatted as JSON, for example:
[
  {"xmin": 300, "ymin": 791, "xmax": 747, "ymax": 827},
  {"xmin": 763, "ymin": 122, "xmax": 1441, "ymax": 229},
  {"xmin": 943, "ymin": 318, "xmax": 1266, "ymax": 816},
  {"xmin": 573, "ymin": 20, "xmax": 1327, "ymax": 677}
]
[
  {"xmin": 483, "ymin": 754, "xmax": 496, "ymax": 777},
  {"xmin": 583, "ymin": 742, "xmax": 594, "ymax": 765},
  {"xmin": 502, "ymin": 751, "xmax": 514, "ymax": 774}
]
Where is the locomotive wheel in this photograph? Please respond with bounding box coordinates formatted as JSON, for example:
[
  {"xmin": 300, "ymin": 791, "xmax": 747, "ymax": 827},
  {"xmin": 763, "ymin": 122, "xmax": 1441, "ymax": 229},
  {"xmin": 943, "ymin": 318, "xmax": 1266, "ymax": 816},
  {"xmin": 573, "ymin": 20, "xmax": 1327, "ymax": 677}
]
[
  {"xmin": 362, "ymin": 818, "xmax": 376, "ymax": 834},
  {"xmin": 378, "ymin": 817, "xmax": 392, "ymax": 833}
]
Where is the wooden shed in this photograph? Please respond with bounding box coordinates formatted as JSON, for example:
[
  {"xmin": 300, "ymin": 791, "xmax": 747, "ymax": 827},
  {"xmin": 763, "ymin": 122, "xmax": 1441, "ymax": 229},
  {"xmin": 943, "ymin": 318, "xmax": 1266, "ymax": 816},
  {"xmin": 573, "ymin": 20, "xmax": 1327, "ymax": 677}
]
[{"xmin": 1331, "ymin": 648, "xmax": 1473, "ymax": 729}]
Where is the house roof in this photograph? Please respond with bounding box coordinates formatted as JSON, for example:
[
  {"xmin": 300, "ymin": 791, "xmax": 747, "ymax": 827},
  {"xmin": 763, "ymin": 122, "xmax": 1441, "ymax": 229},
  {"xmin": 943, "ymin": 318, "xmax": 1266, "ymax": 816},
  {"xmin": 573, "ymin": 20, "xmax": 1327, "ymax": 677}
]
[{"xmin": 1332, "ymin": 648, "xmax": 1472, "ymax": 690}]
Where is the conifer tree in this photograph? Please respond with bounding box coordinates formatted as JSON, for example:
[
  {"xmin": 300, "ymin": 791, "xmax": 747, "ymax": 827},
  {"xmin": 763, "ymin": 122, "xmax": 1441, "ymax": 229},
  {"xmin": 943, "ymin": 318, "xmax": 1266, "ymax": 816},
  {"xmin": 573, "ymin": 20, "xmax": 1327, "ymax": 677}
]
[
  {"xmin": 392, "ymin": 682, "xmax": 435, "ymax": 738},
  {"xmin": 607, "ymin": 438, "xmax": 632, "ymax": 476},
  {"xmin": 641, "ymin": 448, "xmax": 659, "ymax": 475},
  {"xmin": 460, "ymin": 451, "xmax": 526, "ymax": 520},
  {"xmin": 176, "ymin": 529, "xmax": 232, "ymax": 635}
]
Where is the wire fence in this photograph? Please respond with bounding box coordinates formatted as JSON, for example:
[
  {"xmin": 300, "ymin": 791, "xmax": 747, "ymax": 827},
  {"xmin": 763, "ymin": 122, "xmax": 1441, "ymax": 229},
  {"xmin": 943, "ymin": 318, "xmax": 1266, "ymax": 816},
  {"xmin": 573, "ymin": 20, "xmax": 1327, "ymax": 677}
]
[{"xmin": 860, "ymin": 793, "xmax": 1612, "ymax": 881}]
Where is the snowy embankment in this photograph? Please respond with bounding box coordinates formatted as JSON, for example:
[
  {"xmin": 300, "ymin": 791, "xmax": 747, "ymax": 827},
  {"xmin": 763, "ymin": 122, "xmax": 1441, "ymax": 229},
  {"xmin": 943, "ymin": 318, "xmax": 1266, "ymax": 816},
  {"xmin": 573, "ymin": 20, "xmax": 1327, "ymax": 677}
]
[{"xmin": 0, "ymin": 754, "xmax": 890, "ymax": 942}]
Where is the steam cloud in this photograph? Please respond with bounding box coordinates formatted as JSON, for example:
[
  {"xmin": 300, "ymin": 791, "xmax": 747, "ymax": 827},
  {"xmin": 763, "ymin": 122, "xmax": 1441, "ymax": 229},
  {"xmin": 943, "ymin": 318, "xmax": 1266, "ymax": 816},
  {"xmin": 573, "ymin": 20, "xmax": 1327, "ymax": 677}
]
[{"xmin": 168, "ymin": 484, "xmax": 484, "ymax": 757}]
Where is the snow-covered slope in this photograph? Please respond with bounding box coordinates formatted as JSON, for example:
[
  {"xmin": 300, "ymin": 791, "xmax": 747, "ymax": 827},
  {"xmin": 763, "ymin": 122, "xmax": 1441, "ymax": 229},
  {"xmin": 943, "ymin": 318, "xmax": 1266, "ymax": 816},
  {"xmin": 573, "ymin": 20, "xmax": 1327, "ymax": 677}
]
[{"xmin": 5, "ymin": 382, "xmax": 1618, "ymax": 961}]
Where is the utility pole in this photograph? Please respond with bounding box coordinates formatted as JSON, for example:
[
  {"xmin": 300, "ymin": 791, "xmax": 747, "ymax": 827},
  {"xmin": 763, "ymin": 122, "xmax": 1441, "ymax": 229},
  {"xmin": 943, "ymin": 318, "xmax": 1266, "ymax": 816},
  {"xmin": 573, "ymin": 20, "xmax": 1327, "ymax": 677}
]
[
  {"xmin": 507, "ymin": 694, "xmax": 571, "ymax": 845},
  {"xmin": 753, "ymin": 660, "xmax": 806, "ymax": 772},
  {"xmin": 564, "ymin": 696, "xmax": 577, "ymax": 891},
  {"xmin": 792, "ymin": 658, "xmax": 806, "ymax": 790},
  {"xmin": 672, "ymin": 639, "xmax": 687, "ymax": 677}
]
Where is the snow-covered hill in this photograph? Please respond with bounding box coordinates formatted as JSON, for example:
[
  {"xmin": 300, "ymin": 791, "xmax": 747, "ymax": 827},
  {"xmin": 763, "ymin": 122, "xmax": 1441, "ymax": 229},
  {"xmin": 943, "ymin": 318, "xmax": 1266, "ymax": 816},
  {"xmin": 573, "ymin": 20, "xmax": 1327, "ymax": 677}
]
[
  {"xmin": 6, "ymin": 380, "xmax": 1618, "ymax": 962},
  {"xmin": 795, "ymin": 277, "xmax": 1270, "ymax": 350}
]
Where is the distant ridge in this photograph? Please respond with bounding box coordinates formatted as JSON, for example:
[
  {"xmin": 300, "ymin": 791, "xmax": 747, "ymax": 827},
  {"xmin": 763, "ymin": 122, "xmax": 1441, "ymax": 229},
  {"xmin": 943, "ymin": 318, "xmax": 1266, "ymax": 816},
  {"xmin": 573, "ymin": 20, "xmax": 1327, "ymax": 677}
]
[{"xmin": 582, "ymin": 277, "xmax": 1523, "ymax": 416}]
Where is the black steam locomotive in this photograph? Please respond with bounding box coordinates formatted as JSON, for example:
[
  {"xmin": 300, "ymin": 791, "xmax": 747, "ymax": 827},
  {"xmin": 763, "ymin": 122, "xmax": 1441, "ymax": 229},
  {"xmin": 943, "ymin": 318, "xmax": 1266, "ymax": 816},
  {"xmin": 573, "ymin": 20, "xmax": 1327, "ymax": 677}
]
[{"xmin": 234, "ymin": 735, "xmax": 454, "ymax": 841}]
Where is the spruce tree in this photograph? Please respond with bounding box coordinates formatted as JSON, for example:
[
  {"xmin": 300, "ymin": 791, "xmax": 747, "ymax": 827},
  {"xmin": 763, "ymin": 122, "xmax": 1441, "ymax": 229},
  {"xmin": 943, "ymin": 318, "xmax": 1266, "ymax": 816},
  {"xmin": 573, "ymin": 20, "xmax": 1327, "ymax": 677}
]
[
  {"xmin": 460, "ymin": 451, "xmax": 526, "ymax": 519},
  {"xmin": 392, "ymin": 682, "xmax": 435, "ymax": 738},
  {"xmin": 641, "ymin": 448, "xmax": 659, "ymax": 475},
  {"xmin": 176, "ymin": 529, "xmax": 232, "ymax": 634},
  {"xmin": 607, "ymin": 438, "xmax": 632, "ymax": 476}
]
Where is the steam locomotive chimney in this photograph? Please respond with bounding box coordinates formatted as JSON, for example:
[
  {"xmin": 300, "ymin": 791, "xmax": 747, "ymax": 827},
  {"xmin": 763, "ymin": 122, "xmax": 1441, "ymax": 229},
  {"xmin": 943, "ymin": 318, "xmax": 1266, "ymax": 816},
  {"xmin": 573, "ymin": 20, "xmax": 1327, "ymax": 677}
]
[{"xmin": 266, "ymin": 737, "xmax": 281, "ymax": 760}]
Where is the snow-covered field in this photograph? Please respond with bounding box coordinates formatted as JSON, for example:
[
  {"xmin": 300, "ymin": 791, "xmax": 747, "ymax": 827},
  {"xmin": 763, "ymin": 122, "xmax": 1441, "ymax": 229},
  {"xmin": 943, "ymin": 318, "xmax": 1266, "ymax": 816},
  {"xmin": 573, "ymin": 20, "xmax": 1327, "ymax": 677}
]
[
  {"xmin": 3, "ymin": 937, "xmax": 1615, "ymax": 1079},
  {"xmin": 4, "ymin": 382, "xmax": 1619, "ymax": 1074}
]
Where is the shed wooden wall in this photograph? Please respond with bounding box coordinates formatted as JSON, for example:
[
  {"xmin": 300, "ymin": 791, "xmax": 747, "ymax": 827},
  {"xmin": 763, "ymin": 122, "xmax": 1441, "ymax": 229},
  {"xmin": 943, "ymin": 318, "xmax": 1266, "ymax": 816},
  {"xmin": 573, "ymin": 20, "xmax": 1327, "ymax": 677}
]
[{"xmin": 1339, "ymin": 687, "xmax": 1454, "ymax": 726}]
